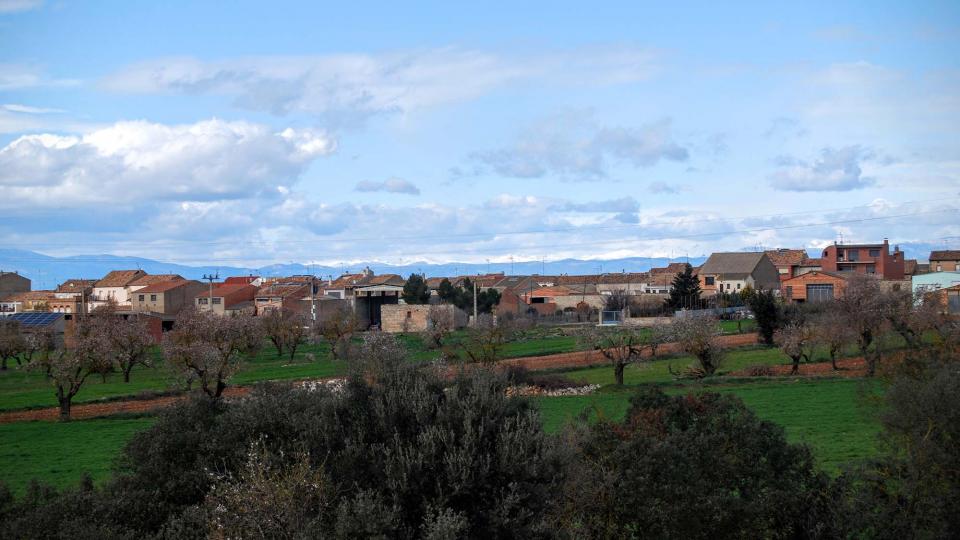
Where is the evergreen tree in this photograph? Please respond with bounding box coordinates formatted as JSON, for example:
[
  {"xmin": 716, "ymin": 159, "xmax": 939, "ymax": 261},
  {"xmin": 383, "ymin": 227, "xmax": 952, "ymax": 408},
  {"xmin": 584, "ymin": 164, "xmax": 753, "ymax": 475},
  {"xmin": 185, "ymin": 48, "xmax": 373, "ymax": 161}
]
[
  {"xmin": 666, "ymin": 263, "xmax": 702, "ymax": 310},
  {"xmin": 437, "ymin": 278, "xmax": 457, "ymax": 304},
  {"xmin": 746, "ymin": 288, "xmax": 780, "ymax": 345},
  {"xmin": 401, "ymin": 273, "xmax": 431, "ymax": 304}
]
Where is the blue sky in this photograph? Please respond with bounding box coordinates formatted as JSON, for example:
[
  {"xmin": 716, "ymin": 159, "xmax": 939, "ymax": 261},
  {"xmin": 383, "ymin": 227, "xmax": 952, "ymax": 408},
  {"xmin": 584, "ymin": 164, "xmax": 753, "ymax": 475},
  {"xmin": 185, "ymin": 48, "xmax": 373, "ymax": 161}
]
[{"xmin": 0, "ymin": 0, "xmax": 958, "ymax": 266}]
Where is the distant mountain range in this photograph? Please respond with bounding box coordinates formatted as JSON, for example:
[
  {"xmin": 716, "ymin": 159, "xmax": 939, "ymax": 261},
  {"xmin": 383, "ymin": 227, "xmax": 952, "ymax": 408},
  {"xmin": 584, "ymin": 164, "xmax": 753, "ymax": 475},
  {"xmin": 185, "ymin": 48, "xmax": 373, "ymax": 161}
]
[
  {"xmin": 0, "ymin": 242, "xmax": 942, "ymax": 290},
  {"xmin": 0, "ymin": 249, "xmax": 707, "ymax": 290}
]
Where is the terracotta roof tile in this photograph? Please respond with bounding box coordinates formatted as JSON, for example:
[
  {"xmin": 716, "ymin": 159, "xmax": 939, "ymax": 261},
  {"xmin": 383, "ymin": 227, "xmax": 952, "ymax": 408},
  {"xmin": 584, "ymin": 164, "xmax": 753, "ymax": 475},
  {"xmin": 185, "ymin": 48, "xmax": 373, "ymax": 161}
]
[
  {"xmin": 95, "ymin": 270, "xmax": 147, "ymax": 288},
  {"xmin": 130, "ymin": 274, "xmax": 184, "ymax": 286},
  {"xmin": 135, "ymin": 280, "xmax": 197, "ymax": 294},
  {"xmin": 764, "ymin": 249, "xmax": 808, "ymax": 267},
  {"xmin": 930, "ymin": 250, "xmax": 960, "ymax": 261}
]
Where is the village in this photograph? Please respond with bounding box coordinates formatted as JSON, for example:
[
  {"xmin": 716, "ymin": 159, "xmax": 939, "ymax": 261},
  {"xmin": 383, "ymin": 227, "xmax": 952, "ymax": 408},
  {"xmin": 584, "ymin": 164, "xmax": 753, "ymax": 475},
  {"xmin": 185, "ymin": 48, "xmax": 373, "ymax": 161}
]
[{"xmin": 1, "ymin": 240, "xmax": 958, "ymax": 344}]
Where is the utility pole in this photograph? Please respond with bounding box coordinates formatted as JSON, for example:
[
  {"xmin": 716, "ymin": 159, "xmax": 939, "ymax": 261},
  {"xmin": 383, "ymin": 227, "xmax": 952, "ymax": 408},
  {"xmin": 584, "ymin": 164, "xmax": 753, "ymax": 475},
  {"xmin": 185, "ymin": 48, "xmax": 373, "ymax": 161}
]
[
  {"xmin": 309, "ymin": 264, "xmax": 316, "ymax": 328},
  {"xmin": 473, "ymin": 277, "xmax": 478, "ymax": 325},
  {"xmin": 202, "ymin": 272, "xmax": 219, "ymax": 312}
]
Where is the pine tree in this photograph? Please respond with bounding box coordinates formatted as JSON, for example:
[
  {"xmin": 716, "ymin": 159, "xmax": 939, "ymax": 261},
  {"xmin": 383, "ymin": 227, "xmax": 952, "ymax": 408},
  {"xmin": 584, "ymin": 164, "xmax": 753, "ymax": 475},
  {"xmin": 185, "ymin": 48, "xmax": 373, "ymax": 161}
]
[
  {"xmin": 401, "ymin": 274, "xmax": 431, "ymax": 304},
  {"xmin": 667, "ymin": 263, "xmax": 702, "ymax": 310}
]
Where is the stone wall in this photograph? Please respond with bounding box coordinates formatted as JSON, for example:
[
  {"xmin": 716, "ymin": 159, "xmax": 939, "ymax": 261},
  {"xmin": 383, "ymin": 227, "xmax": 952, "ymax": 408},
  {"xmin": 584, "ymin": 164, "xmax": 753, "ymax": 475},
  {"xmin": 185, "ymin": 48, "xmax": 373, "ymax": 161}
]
[{"xmin": 381, "ymin": 304, "xmax": 466, "ymax": 333}]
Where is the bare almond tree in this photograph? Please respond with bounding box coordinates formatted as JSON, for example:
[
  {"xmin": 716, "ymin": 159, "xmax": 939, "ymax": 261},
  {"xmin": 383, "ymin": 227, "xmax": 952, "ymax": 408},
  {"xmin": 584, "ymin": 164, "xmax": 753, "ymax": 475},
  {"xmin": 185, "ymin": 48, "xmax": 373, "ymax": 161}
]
[
  {"xmin": 836, "ymin": 275, "xmax": 886, "ymax": 376},
  {"xmin": 261, "ymin": 308, "xmax": 310, "ymax": 360},
  {"xmin": 93, "ymin": 315, "xmax": 153, "ymax": 383},
  {"xmin": 163, "ymin": 309, "xmax": 263, "ymax": 398},
  {"xmin": 812, "ymin": 307, "xmax": 853, "ymax": 371},
  {"xmin": 422, "ymin": 305, "xmax": 455, "ymax": 349},
  {"xmin": 20, "ymin": 326, "xmax": 56, "ymax": 366},
  {"xmin": 317, "ymin": 306, "xmax": 359, "ymax": 361},
  {"xmin": 647, "ymin": 322, "xmax": 674, "ymax": 359},
  {"xmin": 30, "ymin": 321, "xmax": 112, "ymax": 421},
  {"xmin": 0, "ymin": 319, "xmax": 25, "ymax": 370},
  {"xmin": 671, "ymin": 315, "xmax": 724, "ymax": 376},
  {"xmin": 578, "ymin": 325, "xmax": 646, "ymax": 385},
  {"xmin": 462, "ymin": 313, "xmax": 514, "ymax": 364},
  {"xmin": 775, "ymin": 320, "xmax": 815, "ymax": 375}
]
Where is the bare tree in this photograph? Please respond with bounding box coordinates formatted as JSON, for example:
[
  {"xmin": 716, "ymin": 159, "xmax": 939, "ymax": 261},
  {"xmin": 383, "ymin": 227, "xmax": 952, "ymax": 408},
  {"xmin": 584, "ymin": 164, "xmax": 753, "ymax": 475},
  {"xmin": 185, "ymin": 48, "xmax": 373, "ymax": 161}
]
[
  {"xmin": 0, "ymin": 319, "xmax": 25, "ymax": 370},
  {"xmin": 462, "ymin": 313, "xmax": 514, "ymax": 364},
  {"xmin": 578, "ymin": 326, "xmax": 646, "ymax": 385},
  {"xmin": 836, "ymin": 275, "xmax": 886, "ymax": 376},
  {"xmin": 603, "ymin": 289, "xmax": 630, "ymax": 312},
  {"xmin": 316, "ymin": 306, "xmax": 359, "ymax": 361},
  {"xmin": 422, "ymin": 305, "xmax": 455, "ymax": 349},
  {"xmin": 647, "ymin": 322, "xmax": 674, "ymax": 358},
  {"xmin": 812, "ymin": 307, "xmax": 853, "ymax": 370},
  {"xmin": 163, "ymin": 309, "xmax": 263, "ymax": 398},
  {"xmin": 261, "ymin": 309, "xmax": 310, "ymax": 360},
  {"xmin": 30, "ymin": 321, "xmax": 112, "ymax": 421},
  {"xmin": 20, "ymin": 326, "xmax": 56, "ymax": 366},
  {"xmin": 775, "ymin": 320, "xmax": 815, "ymax": 375},
  {"xmin": 100, "ymin": 315, "xmax": 153, "ymax": 382},
  {"xmin": 670, "ymin": 315, "xmax": 724, "ymax": 376}
]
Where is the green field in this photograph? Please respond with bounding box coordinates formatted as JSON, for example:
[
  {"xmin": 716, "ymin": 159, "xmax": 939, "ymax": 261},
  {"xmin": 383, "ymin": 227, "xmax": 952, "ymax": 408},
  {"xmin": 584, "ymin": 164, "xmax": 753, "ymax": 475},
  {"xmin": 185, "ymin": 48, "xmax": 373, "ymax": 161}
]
[
  {"xmin": 0, "ymin": 322, "xmax": 757, "ymax": 412},
  {"xmin": 535, "ymin": 378, "xmax": 882, "ymax": 472},
  {"xmin": 0, "ymin": 417, "xmax": 156, "ymax": 494}
]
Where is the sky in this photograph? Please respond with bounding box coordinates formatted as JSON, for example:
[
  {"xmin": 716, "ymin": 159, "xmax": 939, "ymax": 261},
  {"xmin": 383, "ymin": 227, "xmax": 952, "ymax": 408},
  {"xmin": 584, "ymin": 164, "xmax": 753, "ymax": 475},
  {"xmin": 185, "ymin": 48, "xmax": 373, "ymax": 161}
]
[{"xmin": 0, "ymin": 0, "xmax": 958, "ymax": 267}]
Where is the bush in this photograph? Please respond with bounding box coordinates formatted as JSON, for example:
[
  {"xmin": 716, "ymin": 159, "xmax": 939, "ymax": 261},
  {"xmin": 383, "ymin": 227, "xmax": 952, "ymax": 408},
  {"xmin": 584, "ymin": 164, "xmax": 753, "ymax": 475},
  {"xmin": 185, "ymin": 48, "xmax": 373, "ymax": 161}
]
[
  {"xmin": 554, "ymin": 387, "xmax": 834, "ymax": 538},
  {"xmin": 745, "ymin": 364, "xmax": 774, "ymax": 377}
]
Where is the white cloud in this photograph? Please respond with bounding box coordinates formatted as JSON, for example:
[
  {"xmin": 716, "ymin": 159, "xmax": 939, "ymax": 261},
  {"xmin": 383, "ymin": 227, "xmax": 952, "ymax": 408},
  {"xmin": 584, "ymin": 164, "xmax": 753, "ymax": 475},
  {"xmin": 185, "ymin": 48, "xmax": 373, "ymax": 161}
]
[
  {"xmin": 355, "ymin": 177, "xmax": 420, "ymax": 195},
  {"xmin": 468, "ymin": 115, "xmax": 688, "ymax": 181},
  {"xmin": 0, "ymin": 64, "xmax": 79, "ymax": 90},
  {"xmin": 0, "ymin": 118, "xmax": 336, "ymax": 207},
  {"xmin": 2, "ymin": 103, "xmax": 64, "ymax": 114},
  {"xmin": 769, "ymin": 146, "xmax": 876, "ymax": 191},
  {"xmin": 0, "ymin": 0, "xmax": 41, "ymax": 13},
  {"xmin": 101, "ymin": 47, "xmax": 657, "ymax": 120}
]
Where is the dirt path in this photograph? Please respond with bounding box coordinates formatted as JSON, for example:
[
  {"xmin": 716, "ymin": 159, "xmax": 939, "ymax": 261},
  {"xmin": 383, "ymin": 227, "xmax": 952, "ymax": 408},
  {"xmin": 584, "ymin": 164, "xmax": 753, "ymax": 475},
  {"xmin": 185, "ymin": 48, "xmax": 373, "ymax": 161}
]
[
  {"xmin": 0, "ymin": 333, "xmax": 762, "ymax": 424},
  {"xmin": 729, "ymin": 356, "xmax": 868, "ymax": 378}
]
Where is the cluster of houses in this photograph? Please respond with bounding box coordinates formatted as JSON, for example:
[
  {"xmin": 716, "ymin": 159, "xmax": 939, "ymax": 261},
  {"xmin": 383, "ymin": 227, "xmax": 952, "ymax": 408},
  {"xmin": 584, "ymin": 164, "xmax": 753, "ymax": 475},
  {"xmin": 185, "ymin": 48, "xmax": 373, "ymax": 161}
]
[{"xmin": 1, "ymin": 239, "xmax": 958, "ymax": 341}]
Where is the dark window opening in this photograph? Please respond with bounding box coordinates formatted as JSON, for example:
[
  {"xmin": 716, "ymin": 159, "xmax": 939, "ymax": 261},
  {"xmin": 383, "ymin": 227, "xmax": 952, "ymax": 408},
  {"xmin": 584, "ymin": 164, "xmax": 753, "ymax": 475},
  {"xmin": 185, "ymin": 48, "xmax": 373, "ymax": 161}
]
[{"xmin": 705, "ymin": 276, "xmax": 715, "ymax": 285}]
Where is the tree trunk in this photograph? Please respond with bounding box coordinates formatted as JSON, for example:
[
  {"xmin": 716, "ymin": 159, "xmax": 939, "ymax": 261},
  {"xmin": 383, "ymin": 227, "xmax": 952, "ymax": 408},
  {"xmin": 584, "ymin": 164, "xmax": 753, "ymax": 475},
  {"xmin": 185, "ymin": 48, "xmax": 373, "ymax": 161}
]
[
  {"xmin": 58, "ymin": 393, "xmax": 71, "ymax": 422},
  {"xmin": 1, "ymin": 357, "xmax": 6, "ymax": 370},
  {"xmin": 215, "ymin": 379, "xmax": 227, "ymax": 398},
  {"xmin": 829, "ymin": 348, "xmax": 839, "ymax": 371},
  {"xmin": 123, "ymin": 364, "xmax": 132, "ymax": 383},
  {"xmin": 614, "ymin": 362, "xmax": 626, "ymax": 386},
  {"xmin": 791, "ymin": 355, "xmax": 800, "ymax": 375}
]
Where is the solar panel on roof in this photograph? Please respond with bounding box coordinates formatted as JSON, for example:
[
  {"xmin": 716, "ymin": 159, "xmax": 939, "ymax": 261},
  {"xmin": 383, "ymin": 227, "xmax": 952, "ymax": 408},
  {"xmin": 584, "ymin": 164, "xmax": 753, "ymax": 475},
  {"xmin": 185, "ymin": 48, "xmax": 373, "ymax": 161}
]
[{"xmin": 9, "ymin": 312, "xmax": 62, "ymax": 327}]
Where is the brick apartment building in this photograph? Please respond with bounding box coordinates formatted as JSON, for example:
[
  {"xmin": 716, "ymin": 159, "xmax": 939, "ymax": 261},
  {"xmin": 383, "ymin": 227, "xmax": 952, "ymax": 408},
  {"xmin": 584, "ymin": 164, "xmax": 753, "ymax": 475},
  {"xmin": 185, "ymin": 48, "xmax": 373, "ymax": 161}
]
[
  {"xmin": 819, "ymin": 239, "xmax": 905, "ymax": 280},
  {"xmin": 930, "ymin": 250, "xmax": 960, "ymax": 273}
]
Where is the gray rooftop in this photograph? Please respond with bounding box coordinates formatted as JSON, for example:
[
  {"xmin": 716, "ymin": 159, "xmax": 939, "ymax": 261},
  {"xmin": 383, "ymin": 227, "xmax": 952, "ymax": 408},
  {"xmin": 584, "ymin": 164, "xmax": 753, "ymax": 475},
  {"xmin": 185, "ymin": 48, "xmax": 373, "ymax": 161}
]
[{"xmin": 698, "ymin": 252, "xmax": 769, "ymax": 276}]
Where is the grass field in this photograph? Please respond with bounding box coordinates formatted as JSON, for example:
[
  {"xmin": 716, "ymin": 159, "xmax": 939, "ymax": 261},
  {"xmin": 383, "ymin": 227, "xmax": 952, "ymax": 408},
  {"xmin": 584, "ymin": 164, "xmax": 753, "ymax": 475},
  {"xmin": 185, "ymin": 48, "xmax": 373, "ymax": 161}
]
[
  {"xmin": 0, "ymin": 321, "xmax": 757, "ymax": 412},
  {"xmin": 0, "ymin": 417, "xmax": 157, "ymax": 494},
  {"xmin": 534, "ymin": 378, "xmax": 882, "ymax": 472}
]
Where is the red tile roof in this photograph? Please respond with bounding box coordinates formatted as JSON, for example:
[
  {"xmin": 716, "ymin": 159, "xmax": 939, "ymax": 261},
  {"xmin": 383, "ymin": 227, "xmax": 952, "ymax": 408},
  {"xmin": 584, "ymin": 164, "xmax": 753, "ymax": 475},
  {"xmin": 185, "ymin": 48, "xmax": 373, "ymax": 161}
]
[
  {"xmin": 197, "ymin": 283, "xmax": 257, "ymax": 298},
  {"xmin": 930, "ymin": 250, "xmax": 960, "ymax": 261},
  {"xmin": 95, "ymin": 270, "xmax": 147, "ymax": 288},
  {"xmin": 130, "ymin": 274, "xmax": 184, "ymax": 287},
  {"xmin": 135, "ymin": 280, "xmax": 196, "ymax": 294},
  {"xmin": 764, "ymin": 249, "xmax": 808, "ymax": 267},
  {"xmin": 224, "ymin": 276, "xmax": 260, "ymax": 284}
]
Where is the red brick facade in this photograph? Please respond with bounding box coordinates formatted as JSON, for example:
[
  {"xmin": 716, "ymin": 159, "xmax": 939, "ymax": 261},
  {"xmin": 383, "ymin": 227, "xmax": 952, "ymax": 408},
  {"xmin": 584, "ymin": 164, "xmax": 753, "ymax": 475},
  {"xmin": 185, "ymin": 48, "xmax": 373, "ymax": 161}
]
[{"xmin": 819, "ymin": 240, "xmax": 904, "ymax": 280}]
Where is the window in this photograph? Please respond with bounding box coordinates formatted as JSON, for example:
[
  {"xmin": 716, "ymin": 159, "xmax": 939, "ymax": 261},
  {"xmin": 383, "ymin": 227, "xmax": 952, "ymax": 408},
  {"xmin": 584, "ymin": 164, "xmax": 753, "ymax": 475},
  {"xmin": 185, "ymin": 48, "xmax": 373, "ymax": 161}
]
[
  {"xmin": 725, "ymin": 283, "xmax": 731, "ymax": 290},
  {"xmin": 211, "ymin": 298, "xmax": 221, "ymax": 305},
  {"xmin": 806, "ymin": 284, "xmax": 834, "ymax": 303},
  {"xmin": 837, "ymin": 249, "xmax": 845, "ymax": 261},
  {"xmin": 736, "ymin": 283, "xmax": 741, "ymax": 290},
  {"xmin": 869, "ymin": 249, "xmax": 880, "ymax": 257},
  {"xmin": 847, "ymin": 250, "xmax": 859, "ymax": 261},
  {"xmin": 866, "ymin": 265, "xmax": 876, "ymax": 274},
  {"xmin": 138, "ymin": 294, "xmax": 144, "ymax": 301},
  {"xmin": 936, "ymin": 265, "xmax": 942, "ymax": 272},
  {"xmin": 786, "ymin": 286, "xmax": 793, "ymax": 298},
  {"xmin": 150, "ymin": 294, "xmax": 157, "ymax": 301},
  {"xmin": 704, "ymin": 276, "xmax": 715, "ymax": 285},
  {"xmin": 406, "ymin": 311, "xmax": 412, "ymax": 318},
  {"xmin": 198, "ymin": 298, "xmax": 208, "ymax": 305}
]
